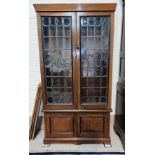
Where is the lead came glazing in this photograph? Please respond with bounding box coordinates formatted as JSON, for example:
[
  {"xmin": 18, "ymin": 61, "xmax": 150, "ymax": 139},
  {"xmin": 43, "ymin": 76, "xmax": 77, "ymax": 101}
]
[
  {"xmin": 42, "ymin": 16, "xmax": 72, "ymax": 104},
  {"xmin": 80, "ymin": 16, "xmax": 110, "ymax": 104}
]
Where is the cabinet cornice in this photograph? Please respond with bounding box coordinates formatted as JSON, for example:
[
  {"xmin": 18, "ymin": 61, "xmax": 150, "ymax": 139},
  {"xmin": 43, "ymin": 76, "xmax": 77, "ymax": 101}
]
[{"xmin": 33, "ymin": 3, "xmax": 117, "ymax": 12}]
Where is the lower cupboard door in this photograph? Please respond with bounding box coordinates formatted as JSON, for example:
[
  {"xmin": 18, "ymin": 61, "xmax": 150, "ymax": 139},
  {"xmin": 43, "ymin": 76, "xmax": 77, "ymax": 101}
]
[
  {"xmin": 45, "ymin": 113, "xmax": 77, "ymax": 138},
  {"xmin": 77, "ymin": 113, "xmax": 110, "ymax": 138}
]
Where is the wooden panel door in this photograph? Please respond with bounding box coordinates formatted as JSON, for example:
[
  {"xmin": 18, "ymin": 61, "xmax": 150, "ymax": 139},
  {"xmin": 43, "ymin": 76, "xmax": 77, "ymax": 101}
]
[
  {"xmin": 77, "ymin": 113, "xmax": 110, "ymax": 138},
  {"xmin": 45, "ymin": 113, "xmax": 77, "ymax": 138},
  {"xmin": 77, "ymin": 12, "xmax": 114, "ymax": 110},
  {"xmin": 37, "ymin": 12, "xmax": 77, "ymax": 110}
]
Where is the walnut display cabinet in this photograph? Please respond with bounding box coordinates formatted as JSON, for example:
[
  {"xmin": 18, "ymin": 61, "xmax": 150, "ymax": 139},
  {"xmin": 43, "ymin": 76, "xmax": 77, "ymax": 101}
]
[{"xmin": 34, "ymin": 3, "xmax": 116, "ymax": 144}]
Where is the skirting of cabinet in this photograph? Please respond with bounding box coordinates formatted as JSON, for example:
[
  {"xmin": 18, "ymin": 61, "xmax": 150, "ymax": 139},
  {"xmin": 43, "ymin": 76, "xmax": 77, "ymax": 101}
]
[{"xmin": 44, "ymin": 137, "xmax": 111, "ymax": 144}]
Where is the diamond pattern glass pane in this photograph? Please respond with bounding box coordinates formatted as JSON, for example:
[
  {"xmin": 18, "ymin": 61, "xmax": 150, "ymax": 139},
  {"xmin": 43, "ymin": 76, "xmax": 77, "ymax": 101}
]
[
  {"xmin": 80, "ymin": 16, "xmax": 110, "ymax": 104},
  {"xmin": 42, "ymin": 16, "xmax": 72, "ymax": 104}
]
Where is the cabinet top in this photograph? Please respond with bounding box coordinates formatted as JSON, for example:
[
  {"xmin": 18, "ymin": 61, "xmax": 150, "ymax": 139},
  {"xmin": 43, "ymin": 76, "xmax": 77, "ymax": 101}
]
[{"xmin": 33, "ymin": 3, "xmax": 117, "ymax": 12}]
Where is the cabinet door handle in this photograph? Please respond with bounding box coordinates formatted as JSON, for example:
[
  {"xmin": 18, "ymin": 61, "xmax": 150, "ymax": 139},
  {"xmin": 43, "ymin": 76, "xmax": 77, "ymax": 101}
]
[
  {"xmin": 73, "ymin": 50, "xmax": 77, "ymax": 58},
  {"xmin": 76, "ymin": 48, "xmax": 79, "ymax": 57},
  {"xmin": 73, "ymin": 48, "xmax": 79, "ymax": 59}
]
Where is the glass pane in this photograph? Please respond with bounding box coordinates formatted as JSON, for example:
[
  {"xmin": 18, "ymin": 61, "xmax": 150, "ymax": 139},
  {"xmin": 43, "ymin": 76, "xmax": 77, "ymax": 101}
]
[
  {"xmin": 42, "ymin": 16, "xmax": 73, "ymax": 104},
  {"xmin": 80, "ymin": 16, "xmax": 110, "ymax": 104}
]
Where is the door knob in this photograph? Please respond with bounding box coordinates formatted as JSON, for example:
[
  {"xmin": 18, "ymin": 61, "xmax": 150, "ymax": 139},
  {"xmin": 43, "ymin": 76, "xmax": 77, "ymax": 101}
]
[
  {"xmin": 73, "ymin": 48, "xmax": 79, "ymax": 56},
  {"xmin": 73, "ymin": 50, "xmax": 77, "ymax": 57},
  {"xmin": 76, "ymin": 48, "xmax": 79, "ymax": 55}
]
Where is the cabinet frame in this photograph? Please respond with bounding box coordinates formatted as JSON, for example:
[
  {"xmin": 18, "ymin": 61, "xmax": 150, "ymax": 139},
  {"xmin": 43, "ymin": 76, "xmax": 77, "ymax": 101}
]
[{"xmin": 34, "ymin": 3, "xmax": 116, "ymax": 144}]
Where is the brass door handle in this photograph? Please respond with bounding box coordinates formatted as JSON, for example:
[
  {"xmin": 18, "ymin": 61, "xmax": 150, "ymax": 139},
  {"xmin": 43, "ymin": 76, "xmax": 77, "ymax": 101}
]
[
  {"xmin": 73, "ymin": 50, "xmax": 77, "ymax": 57},
  {"xmin": 75, "ymin": 48, "xmax": 79, "ymax": 57},
  {"xmin": 73, "ymin": 48, "xmax": 79, "ymax": 58}
]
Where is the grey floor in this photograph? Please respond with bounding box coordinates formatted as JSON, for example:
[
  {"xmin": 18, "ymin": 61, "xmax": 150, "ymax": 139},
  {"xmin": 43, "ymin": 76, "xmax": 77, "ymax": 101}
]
[{"xmin": 29, "ymin": 115, "xmax": 124, "ymax": 153}]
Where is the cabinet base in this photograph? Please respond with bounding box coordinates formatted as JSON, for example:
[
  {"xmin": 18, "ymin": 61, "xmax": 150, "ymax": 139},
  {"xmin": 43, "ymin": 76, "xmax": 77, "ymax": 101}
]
[{"xmin": 44, "ymin": 137, "xmax": 111, "ymax": 144}]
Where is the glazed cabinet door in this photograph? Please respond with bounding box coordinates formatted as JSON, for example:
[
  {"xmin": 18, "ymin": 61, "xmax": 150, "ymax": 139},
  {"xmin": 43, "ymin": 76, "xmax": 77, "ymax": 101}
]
[
  {"xmin": 37, "ymin": 12, "xmax": 77, "ymax": 110},
  {"xmin": 77, "ymin": 12, "xmax": 114, "ymax": 110}
]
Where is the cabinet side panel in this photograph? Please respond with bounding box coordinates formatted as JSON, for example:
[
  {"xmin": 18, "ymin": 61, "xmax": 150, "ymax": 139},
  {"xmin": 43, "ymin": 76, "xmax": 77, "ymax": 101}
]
[{"xmin": 108, "ymin": 12, "xmax": 115, "ymax": 110}]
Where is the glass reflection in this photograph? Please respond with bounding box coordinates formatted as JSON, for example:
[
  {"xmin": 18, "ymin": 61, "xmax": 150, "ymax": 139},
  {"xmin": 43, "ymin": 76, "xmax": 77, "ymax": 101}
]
[
  {"xmin": 80, "ymin": 16, "xmax": 110, "ymax": 104},
  {"xmin": 42, "ymin": 16, "xmax": 72, "ymax": 104}
]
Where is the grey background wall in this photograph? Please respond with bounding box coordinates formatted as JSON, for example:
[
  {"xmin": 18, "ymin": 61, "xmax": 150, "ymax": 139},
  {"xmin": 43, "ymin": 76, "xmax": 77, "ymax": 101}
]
[{"xmin": 29, "ymin": 0, "xmax": 123, "ymax": 116}]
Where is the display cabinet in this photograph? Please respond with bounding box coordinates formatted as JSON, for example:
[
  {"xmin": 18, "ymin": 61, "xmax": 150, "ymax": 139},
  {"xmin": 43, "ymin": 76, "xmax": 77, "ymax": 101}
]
[{"xmin": 34, "ymin": 3, "xmax": 116, "ymax": 144}]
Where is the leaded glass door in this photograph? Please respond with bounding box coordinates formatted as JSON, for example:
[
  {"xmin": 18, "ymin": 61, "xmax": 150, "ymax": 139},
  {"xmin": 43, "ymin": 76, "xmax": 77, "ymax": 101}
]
[
  {"xmin": 77, "ymin": 12, "xmax": 112, "ymax": 109},
  {"xmin": 40, "ymin": 12, "xmax": 77, "ymax": 109}
]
